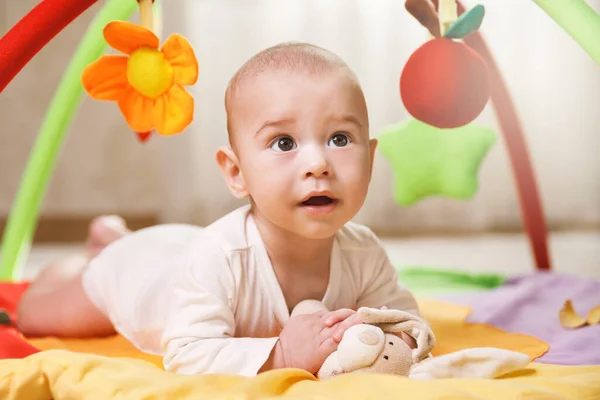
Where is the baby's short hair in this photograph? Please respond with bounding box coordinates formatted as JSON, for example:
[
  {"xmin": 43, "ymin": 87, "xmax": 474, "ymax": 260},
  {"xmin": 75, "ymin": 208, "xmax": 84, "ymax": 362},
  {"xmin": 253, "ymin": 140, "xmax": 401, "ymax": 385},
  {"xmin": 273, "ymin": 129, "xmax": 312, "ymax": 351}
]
[{"xmin": 224, "ymin": 42, "xmax": 355, "ymax": 144}]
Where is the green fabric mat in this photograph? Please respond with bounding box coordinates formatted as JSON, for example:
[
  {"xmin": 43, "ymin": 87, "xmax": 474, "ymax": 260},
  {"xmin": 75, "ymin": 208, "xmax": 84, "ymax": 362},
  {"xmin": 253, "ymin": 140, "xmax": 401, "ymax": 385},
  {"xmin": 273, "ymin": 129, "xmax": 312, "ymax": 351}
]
[{"xmin": 395, "ymin": 266, "xmax": 506, "ymax": 296}]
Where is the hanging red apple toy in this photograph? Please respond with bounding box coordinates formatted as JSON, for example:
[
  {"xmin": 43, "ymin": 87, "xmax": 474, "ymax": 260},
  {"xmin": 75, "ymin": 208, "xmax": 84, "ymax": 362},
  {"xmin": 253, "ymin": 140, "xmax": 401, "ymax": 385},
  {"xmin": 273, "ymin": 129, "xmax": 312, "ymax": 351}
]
[{"xmin": 400, "ymin": 4, "xmax": 490, "ymax": 129}]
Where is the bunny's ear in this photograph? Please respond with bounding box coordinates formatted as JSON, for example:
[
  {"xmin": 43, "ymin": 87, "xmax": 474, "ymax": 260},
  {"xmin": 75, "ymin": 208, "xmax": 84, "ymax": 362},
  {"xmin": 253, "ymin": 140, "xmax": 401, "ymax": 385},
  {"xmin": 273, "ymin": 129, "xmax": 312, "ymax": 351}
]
[
  {"xmin": 358, "ymin": 307, "xmax": 436, "ymax": 363},
  {"xmin": 408, "ymin": 348, "xmax": 531, "ymax": 380},
  {"xmin": 337, "ymin": 324, "xmax": 385, "ymax": 371},
  {"xmin": 358, "ymin": 307, "xmax": 428, "ymax": 326}
]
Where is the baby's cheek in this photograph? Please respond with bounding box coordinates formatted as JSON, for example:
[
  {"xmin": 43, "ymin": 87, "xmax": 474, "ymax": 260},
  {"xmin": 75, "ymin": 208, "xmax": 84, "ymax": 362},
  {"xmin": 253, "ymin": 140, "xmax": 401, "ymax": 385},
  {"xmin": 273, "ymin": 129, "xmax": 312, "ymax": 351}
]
[
  {"xmin": 341, "ymin": 167, "xmax": 370, "ymax": 199},
  {"xmin": 248, "ymin": 169, "xmax": 288, "ymax": 197},
  {"xmin": 347, "ymin": 152, "xmax": 372, "ymax": 181}
]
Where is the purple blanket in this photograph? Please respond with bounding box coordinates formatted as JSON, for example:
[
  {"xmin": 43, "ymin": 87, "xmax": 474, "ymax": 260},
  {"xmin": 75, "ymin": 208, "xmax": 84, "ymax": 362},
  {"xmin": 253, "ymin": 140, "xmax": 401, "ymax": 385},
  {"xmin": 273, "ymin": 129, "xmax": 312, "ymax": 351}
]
[{"xmin": 444, "ymin": 272, "xmax": 600, "ymax": 365}]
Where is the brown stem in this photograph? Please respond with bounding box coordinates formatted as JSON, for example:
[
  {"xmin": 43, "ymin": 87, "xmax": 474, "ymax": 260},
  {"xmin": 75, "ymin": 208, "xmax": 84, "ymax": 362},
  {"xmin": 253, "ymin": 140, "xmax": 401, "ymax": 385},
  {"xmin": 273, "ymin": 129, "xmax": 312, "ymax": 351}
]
[{"xmin": 405, "ymin": 0, "xmax": 441, "ymax": 37}]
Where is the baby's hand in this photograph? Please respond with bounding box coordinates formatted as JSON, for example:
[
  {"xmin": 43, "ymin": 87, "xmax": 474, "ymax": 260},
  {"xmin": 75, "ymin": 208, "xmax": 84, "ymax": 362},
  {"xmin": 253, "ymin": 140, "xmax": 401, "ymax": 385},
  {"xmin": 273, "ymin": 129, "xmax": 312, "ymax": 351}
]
[
  {"xmin": 276, "ymin": 308, "xmax": 356, "ymax": 374},
  {"xmin": 397, "ymin": 331, "xmax": 417, "ymax": 349},
  {"xmin": 330, "ymin": 311, "xmax": 362, "ymax": 343}
]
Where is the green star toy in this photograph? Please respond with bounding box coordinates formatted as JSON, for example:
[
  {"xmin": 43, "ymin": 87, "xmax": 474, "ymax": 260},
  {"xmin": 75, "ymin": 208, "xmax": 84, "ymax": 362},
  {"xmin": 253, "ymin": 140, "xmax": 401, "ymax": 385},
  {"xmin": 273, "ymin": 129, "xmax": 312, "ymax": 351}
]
[{"xmin": 378, "ymin": 118, "xmax": 496, "ymax": 206}]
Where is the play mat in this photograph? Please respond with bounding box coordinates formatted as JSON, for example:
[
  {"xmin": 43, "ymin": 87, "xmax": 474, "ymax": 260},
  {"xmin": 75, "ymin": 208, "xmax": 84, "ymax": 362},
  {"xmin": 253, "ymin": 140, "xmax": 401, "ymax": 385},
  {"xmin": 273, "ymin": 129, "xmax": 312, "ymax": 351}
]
[
  {"xmin": 1, "ymin": 268, "xmax": 600, "ymax": 399},
  {"xmin": 1, "ymin": 0, "xmax": 599, "ymax": 398}
]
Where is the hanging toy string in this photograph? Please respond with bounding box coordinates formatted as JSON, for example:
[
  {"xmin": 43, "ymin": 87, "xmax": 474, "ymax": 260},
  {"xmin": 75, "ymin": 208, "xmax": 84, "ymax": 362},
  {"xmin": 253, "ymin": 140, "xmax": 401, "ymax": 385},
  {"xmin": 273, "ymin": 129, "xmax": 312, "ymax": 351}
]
[
  {"xmin": 138, "ymin": 0, "xmax": 154, "ymax": 31},
  {"xmin": 438, "ymin": 0, "xmax": 458, "ymax": 35}
]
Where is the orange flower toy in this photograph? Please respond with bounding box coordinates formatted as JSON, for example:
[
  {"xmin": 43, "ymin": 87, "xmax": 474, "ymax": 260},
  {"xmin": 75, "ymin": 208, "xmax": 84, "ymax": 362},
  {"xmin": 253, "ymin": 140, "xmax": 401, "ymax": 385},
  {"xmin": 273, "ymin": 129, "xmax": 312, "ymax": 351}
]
[
  {"xmin": 81, "ymin": 0, "xmax": 198, "ymax": 140},
  {"xmin": 400, "ymin": 1, "xmax": 490, "ymax": 129}
]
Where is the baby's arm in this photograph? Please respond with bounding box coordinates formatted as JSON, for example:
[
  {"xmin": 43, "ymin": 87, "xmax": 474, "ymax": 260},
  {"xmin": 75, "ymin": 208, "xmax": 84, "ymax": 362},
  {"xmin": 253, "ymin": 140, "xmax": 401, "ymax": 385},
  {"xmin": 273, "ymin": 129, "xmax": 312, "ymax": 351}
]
[
  {"xmin": 161, "ymin": 291, "xmax": 279, "ymax": 376},
  {"xmin": 356, "ymin": 244, "xmax": 420, "ymax": 314},
  {"xmin": 161, "ymin": 243, "xmax": 352, "ymax": 376},
  {"xmin": 355, "ymin": 240, "xmax": 427, "ymax": 348},
  {"xmin": 160, "ymin": 252, "xmax": 279, "ymax": 376}
]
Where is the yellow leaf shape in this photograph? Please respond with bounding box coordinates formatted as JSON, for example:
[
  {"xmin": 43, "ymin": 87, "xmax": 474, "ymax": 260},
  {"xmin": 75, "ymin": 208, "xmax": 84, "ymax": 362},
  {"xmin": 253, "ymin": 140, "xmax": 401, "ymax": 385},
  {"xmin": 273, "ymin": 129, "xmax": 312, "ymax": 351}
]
[
  {"xmin": 587, "ymin": 305, "xmax": 600, "ymax": 325},
  {"xmin": 559, "ymin": 299, "xmax": 587, "ymax": 329}
]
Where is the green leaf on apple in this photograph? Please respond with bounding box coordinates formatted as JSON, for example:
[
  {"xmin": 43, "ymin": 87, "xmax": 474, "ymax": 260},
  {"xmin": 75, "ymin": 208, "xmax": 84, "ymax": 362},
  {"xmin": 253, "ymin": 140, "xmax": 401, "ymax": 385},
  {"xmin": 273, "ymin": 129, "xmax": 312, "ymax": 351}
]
[{"xmin": 444, "ymin": 4, "xmax": 485, "ymax": 40}]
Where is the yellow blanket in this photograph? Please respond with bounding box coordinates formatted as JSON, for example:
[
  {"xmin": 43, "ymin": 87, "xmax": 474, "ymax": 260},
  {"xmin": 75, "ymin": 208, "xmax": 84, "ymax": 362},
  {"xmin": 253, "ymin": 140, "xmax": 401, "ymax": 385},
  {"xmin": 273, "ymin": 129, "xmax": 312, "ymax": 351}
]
[{"xmin": 1, "ymin": 299, "xmax": 599, "ymax": 400}]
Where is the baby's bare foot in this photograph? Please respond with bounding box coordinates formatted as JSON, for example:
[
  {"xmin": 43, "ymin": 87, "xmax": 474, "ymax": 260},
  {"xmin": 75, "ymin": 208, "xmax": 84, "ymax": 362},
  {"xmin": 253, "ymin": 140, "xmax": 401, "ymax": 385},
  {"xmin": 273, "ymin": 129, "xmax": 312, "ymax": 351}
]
[{"xmin": 85, "ymin": 215, "xmax": 130, "ymax": 258}]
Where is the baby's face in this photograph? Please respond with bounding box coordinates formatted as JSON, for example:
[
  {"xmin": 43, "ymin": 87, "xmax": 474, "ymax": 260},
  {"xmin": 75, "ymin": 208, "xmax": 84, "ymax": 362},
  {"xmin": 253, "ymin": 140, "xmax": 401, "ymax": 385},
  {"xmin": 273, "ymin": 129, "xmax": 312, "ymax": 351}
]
[{"xmin": 232, "ymin": 69, "xmax": 376, "ymax": 239}]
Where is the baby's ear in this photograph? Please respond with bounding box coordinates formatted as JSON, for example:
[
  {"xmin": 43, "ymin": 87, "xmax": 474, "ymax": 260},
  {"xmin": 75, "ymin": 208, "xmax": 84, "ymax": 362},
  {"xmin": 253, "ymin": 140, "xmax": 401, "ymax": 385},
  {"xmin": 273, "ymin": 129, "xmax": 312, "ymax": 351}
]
[
  {"xmin": 368, "ymin": 138, "xmax": 378, "ymax": 178},
  {"xmin": 216, "ymin": 146, "xmax": 249, "ymax": 199}
]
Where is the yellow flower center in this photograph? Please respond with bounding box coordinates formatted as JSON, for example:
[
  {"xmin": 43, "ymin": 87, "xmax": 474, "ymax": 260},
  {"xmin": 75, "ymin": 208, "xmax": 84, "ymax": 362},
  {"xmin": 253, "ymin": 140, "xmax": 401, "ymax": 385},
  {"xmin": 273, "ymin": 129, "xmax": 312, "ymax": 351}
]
[{"xmin": 127, "ymin": 47, "xmax": 173, "ymax": 99}]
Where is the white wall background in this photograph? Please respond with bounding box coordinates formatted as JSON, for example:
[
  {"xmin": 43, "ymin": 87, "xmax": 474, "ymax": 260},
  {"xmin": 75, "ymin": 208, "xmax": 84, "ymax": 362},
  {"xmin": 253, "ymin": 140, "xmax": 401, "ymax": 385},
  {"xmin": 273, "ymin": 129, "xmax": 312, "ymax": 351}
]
[{"xmin": 1, "ymin": 0, "xmax": 599, "ymax": 235}]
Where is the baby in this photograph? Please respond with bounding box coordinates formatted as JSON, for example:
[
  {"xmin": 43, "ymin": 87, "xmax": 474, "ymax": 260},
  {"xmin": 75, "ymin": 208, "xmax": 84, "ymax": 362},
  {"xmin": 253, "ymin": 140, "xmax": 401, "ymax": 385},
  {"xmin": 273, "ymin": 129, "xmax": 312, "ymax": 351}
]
[{"xmin": 17, "ymin": 42, "xmax": 427, "ymax": 377}]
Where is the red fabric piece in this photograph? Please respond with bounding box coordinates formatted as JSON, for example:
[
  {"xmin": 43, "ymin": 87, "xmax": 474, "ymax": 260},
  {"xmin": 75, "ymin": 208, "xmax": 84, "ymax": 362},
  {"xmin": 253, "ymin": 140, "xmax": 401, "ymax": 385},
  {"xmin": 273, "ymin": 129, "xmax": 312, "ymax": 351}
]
[
  {"xmin": 400, "ymin": 37, "xmax": 491, "ymax": 128},
  {"xmin": 0, "ymin": 0, "xmax": 99, "ymax": 93},
  {"xmin": 0, "ymin": 281, "xmax": 30, "ymax": 319},
  {"xmin": 0, "ymin": 326, "xmax": 40, "ymax": 360},
  {"xmin": 428, "ymin": 0, "xmax": 551, "ymax": 270},
  {"xmin": 0, "ymin": 281, "xmax": 40, "ymax": 359}
]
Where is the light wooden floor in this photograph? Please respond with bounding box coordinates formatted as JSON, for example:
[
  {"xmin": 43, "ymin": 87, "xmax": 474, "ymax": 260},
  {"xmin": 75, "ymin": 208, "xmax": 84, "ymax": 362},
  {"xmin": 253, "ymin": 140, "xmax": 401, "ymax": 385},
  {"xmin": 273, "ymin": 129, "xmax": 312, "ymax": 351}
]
[
  {"xmin": 10, "ymin": 231, "xmax": 600, "ymax": 281},
  {"xmin": 381, "ymin": 231, "xmax": 600, "ymax": 279}
]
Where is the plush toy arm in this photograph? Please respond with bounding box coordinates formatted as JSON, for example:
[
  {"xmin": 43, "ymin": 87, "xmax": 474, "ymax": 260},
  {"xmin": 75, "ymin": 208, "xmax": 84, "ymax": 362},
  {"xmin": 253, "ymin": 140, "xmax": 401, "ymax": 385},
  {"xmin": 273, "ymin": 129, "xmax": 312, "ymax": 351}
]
[
  {"xmin": 317, "ymin": 352, "xmax": 344, "ymax": 379},
  {"xmin": 408, "ymin": 348, "xmax": 531, "ymax": 380}
]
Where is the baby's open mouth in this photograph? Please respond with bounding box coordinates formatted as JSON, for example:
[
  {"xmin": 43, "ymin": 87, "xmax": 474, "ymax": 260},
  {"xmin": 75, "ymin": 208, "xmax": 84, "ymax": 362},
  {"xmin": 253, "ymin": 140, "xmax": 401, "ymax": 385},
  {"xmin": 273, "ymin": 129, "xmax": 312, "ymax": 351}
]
[{"xmin": 301, "ymin": 196, "xmax": 336, "ymax": 206}]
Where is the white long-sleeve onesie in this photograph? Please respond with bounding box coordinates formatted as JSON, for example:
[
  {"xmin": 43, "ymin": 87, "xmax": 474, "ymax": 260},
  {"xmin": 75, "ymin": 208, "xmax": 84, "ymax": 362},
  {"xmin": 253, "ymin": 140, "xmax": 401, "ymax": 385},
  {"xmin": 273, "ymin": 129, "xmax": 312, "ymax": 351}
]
[{"xmin": 81, "ymin": 205, "xmax": 422, "ymax": 377}]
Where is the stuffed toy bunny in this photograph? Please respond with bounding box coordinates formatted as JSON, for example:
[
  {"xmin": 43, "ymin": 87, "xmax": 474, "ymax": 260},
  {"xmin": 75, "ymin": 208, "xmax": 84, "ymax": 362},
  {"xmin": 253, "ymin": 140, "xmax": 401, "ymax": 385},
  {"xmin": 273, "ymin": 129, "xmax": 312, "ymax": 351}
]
[
  {"xmin": 291, "ymin": 300, "xmax": 531, "ymax": 380},
  {"xmin": 291, "ymin": 299, "xmax": 434, "ymax": 379}
]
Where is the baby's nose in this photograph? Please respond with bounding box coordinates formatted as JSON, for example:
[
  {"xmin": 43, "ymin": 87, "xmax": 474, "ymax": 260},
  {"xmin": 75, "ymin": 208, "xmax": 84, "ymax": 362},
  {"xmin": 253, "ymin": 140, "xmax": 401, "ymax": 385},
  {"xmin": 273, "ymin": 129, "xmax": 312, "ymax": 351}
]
[
  {"xmin": 302, "ymin": 150, "xmax": 331, "ymax": 178},
  {"xmin": 305, "ymin": 163, "xmax": 330, "ymax": 178}
]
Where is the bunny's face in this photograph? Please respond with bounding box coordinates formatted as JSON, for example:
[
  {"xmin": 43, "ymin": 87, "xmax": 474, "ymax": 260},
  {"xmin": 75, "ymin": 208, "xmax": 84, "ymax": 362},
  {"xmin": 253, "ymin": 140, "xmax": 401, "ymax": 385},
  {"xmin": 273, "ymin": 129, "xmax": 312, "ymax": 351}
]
[
  {"xmin": 356, "ymin": 333, "xmax": 413, "ymax": 376},
  {"xmin": 336, "ymin": 324, "xmax": 414, "ymax": 376}
]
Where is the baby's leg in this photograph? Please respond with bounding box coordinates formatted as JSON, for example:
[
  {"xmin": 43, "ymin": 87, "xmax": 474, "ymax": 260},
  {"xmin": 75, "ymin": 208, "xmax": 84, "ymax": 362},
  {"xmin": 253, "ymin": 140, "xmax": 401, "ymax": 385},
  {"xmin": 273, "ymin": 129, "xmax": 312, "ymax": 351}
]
[{"xmin": 17, "ymin": 216, "xmax": 130, "ymax": 338}]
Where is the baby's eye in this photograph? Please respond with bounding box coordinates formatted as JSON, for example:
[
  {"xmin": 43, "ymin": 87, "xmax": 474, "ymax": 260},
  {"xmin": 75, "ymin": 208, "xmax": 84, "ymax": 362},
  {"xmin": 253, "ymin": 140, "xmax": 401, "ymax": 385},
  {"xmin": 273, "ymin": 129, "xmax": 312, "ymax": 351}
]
[
  {"xmin": 328, "ymin": 133, "xmax": 350, "ymax": 147},
  {"xmin": 270, "ymin": 136, "xmax": 296, "ymax": 152}
]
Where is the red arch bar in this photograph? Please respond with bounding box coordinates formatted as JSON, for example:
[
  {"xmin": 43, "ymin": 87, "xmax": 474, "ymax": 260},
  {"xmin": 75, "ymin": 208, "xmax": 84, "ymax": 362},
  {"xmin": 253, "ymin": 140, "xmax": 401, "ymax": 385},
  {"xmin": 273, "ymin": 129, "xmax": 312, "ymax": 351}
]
[
  {"xmin": 0, "ymin": 0, "xmax": 99, "ymax": 93},
  {"xmin": 437, "ymin": 0, "xmax": 551, "ymax": 270}
]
